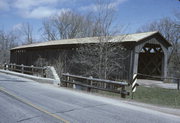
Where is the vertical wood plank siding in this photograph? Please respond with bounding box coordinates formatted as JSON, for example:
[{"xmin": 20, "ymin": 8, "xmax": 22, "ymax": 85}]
[{"xmin": 10, "ymin": 33, "xmax": 170, "ymax": 81}]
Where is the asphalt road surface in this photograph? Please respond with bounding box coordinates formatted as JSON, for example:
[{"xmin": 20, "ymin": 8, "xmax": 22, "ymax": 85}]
[{"xmin": 0, "ymin": 72, "xmax": 180, "ymax": 123}]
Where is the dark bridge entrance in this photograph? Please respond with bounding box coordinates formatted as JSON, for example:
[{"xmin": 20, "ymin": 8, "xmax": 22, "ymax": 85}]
[{"xmin": 138, "ymin": 43, "xmax": 164, "ymax": 78}]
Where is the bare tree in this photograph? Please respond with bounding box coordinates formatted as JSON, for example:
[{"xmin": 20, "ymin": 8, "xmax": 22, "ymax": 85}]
[
  {"xmin": 71, "ymin": 1, "xmax": 127, "ymax": 80},
  {"xmin": 21, "ymin": 23, "xmax": 33, "ymax": 44},
  {"xmin": 72, "ymin": 42, "xmax": 128, "ymax": 80},
  {"xmin": 0, "ymin": 30, "xmax": 18, "ymax": 64},
  {"xmin": 137, "ymin": 17, "xmax": 179, "ymax": 44},
  {"xmin": 41, "ymin": 19, "xmax": 58, "ymax": 41},
  {"xmin": 34, "ymin": 56, "xmax": 48, "ymax": 67},
  {"xmin": 52, "ymin": 51, "xmax": 72, "ymax": 77},
  {"xmin": 173, "ymin": 11, "xmax": 180, "ymax": 28},
  {"xmin": 53, "ymin": 11, "xmax": 85, "ymax": 39},
  {"xmin": 41, "ymin": 11, "xmax": 106, "ymax": 41}
]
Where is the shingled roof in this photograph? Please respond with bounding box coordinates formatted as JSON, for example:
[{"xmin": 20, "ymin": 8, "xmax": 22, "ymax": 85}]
[{"xmin": 11, "ymin": 31, "xmax": 171, "ymax": 50}]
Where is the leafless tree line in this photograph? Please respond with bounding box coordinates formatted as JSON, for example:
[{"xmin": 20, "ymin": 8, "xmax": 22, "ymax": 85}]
[
  {"xmin": 41, "ymin": 11, "xmax": 94, "ymax": 40},
  {"xmin": 41, "ymin": 11, "xmax": 113, "ymax": 41},
  {"xmin": 0, "ymin": 30, "xmax": 18, "ymax": 64},
  {"xmin": 0, "ymin": 22, "xmax": 34, "ymax": 64},
  {"xmin": 40, "ymin": 0, "xmax": 124, "ymax": 41}
]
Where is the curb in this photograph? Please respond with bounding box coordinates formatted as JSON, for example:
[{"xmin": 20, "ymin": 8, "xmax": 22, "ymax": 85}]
[{"xmin": 0, "ymin": 69, "xmax": 57, "ymax": 84}]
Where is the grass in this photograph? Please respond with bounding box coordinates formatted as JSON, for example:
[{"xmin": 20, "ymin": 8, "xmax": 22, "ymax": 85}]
[
  {"xmin": 130, "ymin": 86, "xmax": 180, "ymax": 108},
  {"xmin": 96, "ymin": 86, "xmax": 180, "ymax": 108}
]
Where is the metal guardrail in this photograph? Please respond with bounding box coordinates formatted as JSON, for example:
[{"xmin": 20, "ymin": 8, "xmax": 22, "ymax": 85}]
[
  {"xmin": 3, "ymin": 63, "xmax": 46, "ymax": 77},
  {"xmin": 61, "ymin": 73, "xmax": 129, "ymax": 98}
]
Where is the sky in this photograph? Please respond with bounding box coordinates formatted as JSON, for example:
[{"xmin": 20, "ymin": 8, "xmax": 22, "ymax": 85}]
[{"xmin": 0, "ymin": 0, "xmax": 179, "ymax": 42}]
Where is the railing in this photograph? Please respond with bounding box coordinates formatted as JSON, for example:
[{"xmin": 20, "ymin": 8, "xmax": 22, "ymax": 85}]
[
  {"xmin": 0, "ymin": 64, "xmax": 4, "ymax": 69},
  {"xmin": 61, "ymin": 73, "xmax": 129, "ymax": 98},
  {"xmin": 137, "ymin": 73, "xmax": 180, "ymax": 90},
  {"xmin": 2, "ymin": 64, "xmax": 130, "ymax": 97},
  {"xmin": 3, "ymin": 64, "xmax": 178, "ymax": 97},
  {"xmin": 4, "ymin": 63, "xmax": 46, "ymax": 77}
]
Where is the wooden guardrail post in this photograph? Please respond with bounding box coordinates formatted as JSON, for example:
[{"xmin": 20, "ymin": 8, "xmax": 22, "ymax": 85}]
[
  {"xmin": 65, "ymin": 73, "xmax": 69, "ymax": 87},
  {"xmin": 4, "ymin": 63, "xmax": 7, "ymax": 70},
  {"xmin": 21, "ymin": 64, "xmax": 24, "ymax": 73},
  {"xmin": 61, "ymin": 73, "xmax": 129, "ymax": 97},
  {"xmin": 87, "ymin": 76, "xmax": 93, "ymax": 92},
  {"xmin": 4, "ymin": 63, "xmax": 6, "ymax": 70},
  {"xmin": 177, "ymin": 79, "xmax": 180, "ymax": 90},
  {"xmin": 6, "ymin": 64, "xmax": 8, "ymax": 70},
  {"xmin": 121, "ymin": 86, "xmax": 126, "ymax": 98},
  {"xmin": 31, "ymin": 65, "xmax": 34, "ymax": 74},
  {"xmin": 73, "ymin": 80, "xmax": 76, "ymax": 89},
  {"xmin": 13, "ymin": 63, "xmax": 15, "ymax": 71},
  {"xmin": 2, "ymin": 64, "xmax": 48, "ymax": 78},
  {"xmin": 8, "ymin": 64, "xmax": 10, "ymax": 70},
  {"xmin": 42, "ymin": 67, "xmax": 46, "ymax": 77},
  {"xmin": 41, "ymin": 68, "xmax": 43, "ymax": 77},
  {"xmin": 10, "ymin": 64, "xmax": 13, "ymax": 71}
]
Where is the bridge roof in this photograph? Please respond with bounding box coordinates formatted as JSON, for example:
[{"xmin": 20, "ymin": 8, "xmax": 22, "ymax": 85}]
[{"xmin": 11, "ymin": 31, "xmax": 171, "ymax": 50}]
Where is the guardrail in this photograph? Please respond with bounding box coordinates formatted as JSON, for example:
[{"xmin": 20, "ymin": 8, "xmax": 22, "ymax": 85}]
[
  {"xmin": 0, "ymin": 64, "xmax": 4, "ymax": 69},
  {"xmin": 61, "ymin": 73, "xmax": 129, "ymax": 98},
  {"xmin": 2, "ymin": 64, "xmax": 130, "ymax": 97},
  {"xmin": 4, "ymin": 63, "xmax": 46, "ymax": 77},
  {"xmin": 137, "ymin": 73, "xmax": 180, "ymax": 90}
]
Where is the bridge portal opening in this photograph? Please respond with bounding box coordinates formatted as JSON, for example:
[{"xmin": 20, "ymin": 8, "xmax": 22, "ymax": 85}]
[{"xmin": 138, "ymin": 43, "xmax": 164, "ymax": 79}]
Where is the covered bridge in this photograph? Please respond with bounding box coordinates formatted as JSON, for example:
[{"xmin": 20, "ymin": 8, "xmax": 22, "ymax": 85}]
[{"xmin": 10, "ymin": 31, "xmax": 171, "ymax": 81}]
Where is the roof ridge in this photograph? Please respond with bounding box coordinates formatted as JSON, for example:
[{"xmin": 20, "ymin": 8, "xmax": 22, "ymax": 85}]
[
  {"xmin": 39, "ymin": 31, "xmax": 159, "ymax": 43},
  {"xmin": 11, "ymin": 31, "xmax": 169, "ymax": 51},
  {"xmin": 123, "ymin": 31, "xmax": 158, "ymax": 36}
]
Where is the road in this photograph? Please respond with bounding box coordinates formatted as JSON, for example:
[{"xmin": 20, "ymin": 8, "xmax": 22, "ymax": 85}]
[{"xmin": 0, "ymin": 72, "xmax": 180, "ymax": 123}]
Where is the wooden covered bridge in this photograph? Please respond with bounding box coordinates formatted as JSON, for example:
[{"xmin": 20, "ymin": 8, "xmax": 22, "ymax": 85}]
[{"xmin": 10, "ymin": 31, "xmax": 171, "ymax": 81}]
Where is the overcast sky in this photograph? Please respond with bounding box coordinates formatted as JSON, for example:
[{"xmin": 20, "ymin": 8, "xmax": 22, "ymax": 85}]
[{"xmin": 0, "ymin": 0, "xmax": 179, "ymax": 41}]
